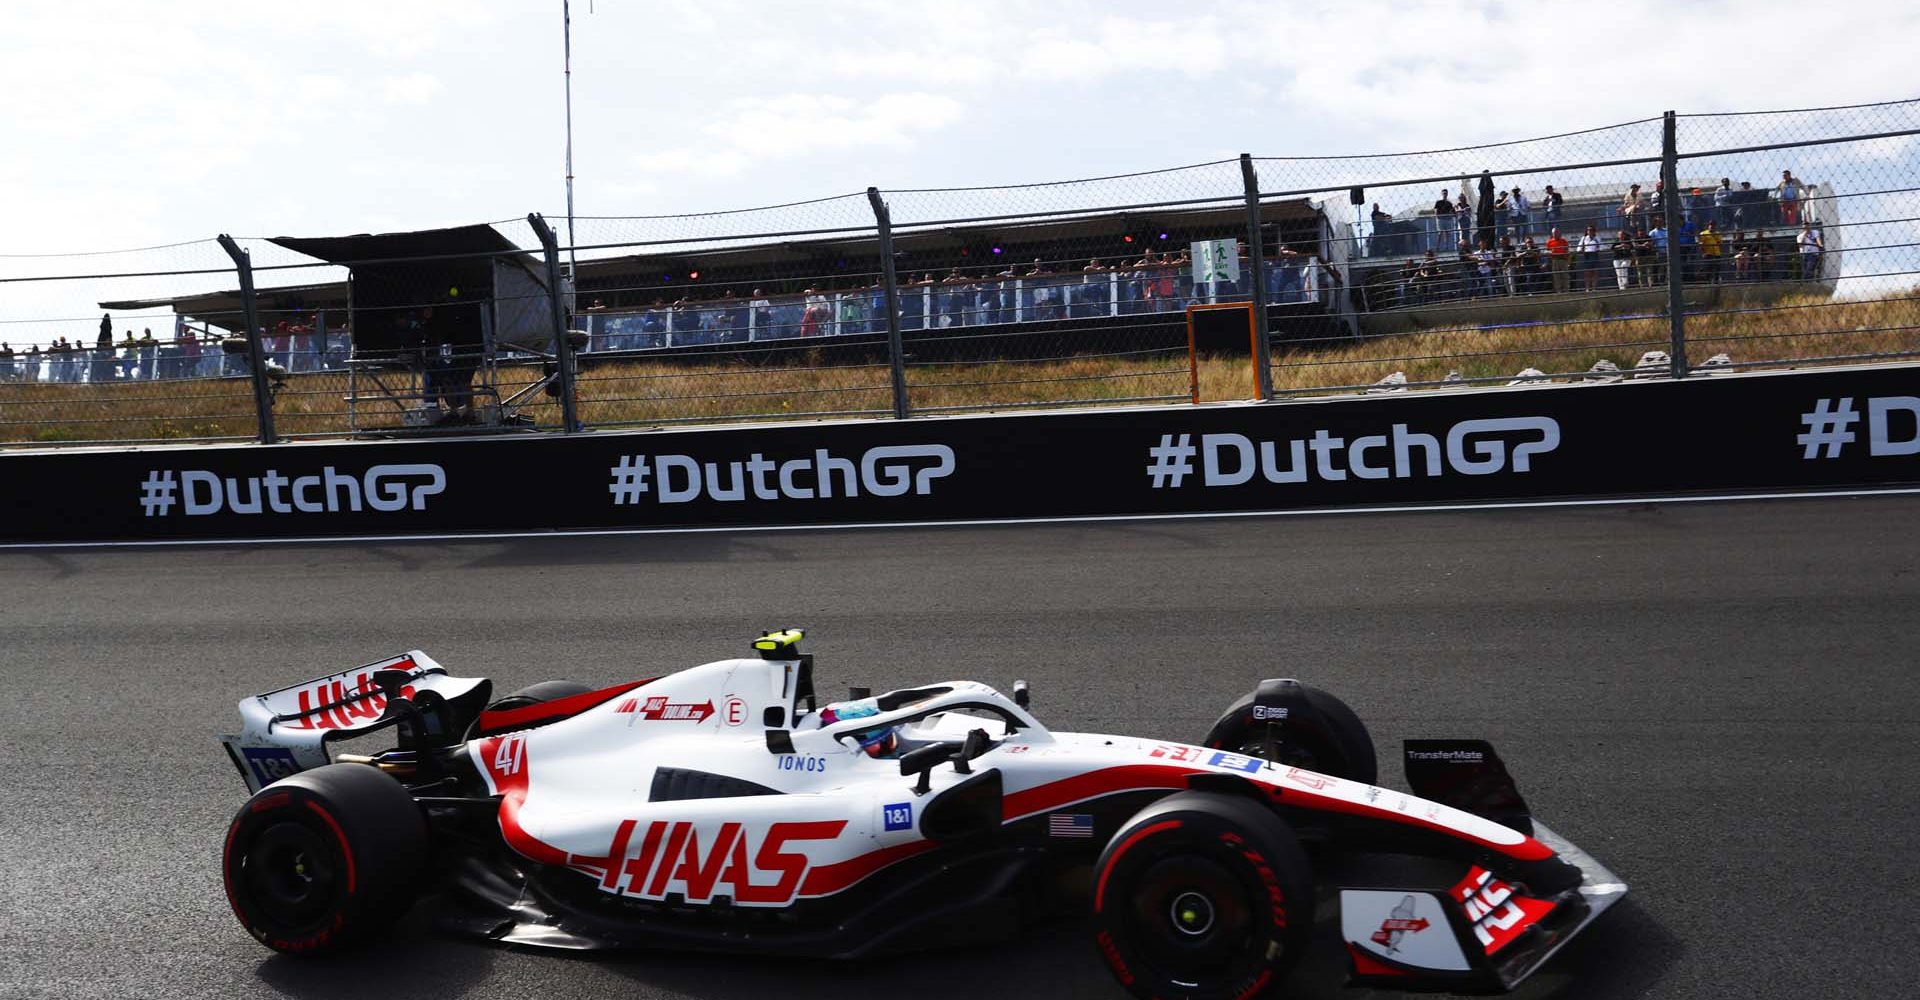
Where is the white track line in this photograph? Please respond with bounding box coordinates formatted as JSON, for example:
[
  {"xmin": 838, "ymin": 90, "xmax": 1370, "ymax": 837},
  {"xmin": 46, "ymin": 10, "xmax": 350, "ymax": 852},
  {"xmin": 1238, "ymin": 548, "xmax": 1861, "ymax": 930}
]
[{"xmin": 4, "ymin": 485, "xmax": 1919, "ymax": 551}]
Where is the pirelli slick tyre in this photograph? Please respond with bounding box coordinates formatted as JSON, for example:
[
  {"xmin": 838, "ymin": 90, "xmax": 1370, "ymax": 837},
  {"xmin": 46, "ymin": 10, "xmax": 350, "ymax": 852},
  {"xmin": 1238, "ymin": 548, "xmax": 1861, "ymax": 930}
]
[
  {"xmin": 222, "ymin": 763, "xmax": 428, "ymax": 954},
  {"xmin": 1092, "ymin": 792, "xmax": 1314, "ymax": 1000},
  {"xmin": 1202, "ymin": 682, "xmax": 1377, "ymax": 785},
  {"xmin": 485, "ymin": 680, "xmax": 595, "ymax": 713}
]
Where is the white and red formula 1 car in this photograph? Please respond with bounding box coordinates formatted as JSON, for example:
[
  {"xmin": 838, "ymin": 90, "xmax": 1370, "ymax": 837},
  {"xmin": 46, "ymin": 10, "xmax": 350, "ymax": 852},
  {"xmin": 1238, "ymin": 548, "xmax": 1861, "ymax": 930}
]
[{"xmin": 217, "ymin": 630, "xmax": 1626, "ymax": 999}]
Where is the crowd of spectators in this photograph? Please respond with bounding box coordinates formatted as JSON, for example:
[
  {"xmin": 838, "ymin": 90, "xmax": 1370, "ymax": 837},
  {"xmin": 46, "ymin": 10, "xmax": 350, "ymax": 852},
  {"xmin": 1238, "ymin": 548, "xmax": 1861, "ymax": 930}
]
[
  {"xmin": 0, "ymin": 314, "xmax": 348, "ymax": 384},
  {"xmin": 582, "ymin": 245, "xmax": 1340, "ymax": 351},
  {"xmin": 1385, "ymin": 217, "xmax": 1826, "ymax": 308},
  {"xmin": 1368, "ymin": 168, "xmax": 1830, "ymax": 309},
  {"xmin": 1367, "ymin": 171, "xmax": 1823, "ymax": 260}
]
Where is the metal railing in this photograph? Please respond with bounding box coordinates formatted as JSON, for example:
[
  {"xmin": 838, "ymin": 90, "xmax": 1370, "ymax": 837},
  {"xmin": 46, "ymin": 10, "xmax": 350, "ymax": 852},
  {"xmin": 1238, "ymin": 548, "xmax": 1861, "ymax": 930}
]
[{"xmin": 2, "ymin": 97, "xmax": 1916, "ymax": 446}]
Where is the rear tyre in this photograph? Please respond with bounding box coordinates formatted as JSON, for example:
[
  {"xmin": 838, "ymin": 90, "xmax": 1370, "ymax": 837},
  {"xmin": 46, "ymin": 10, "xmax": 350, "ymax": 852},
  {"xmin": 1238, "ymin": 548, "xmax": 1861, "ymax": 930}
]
[
  {"xmin": 485, "ymin": 680, "xmax": 594, "ymax": 713},
  {"xmin": 1092, "ymin": 791, "xmax": 1314, "ymax": 1000},
  {"xmin": 223, "ymin": 763, "xmax": 428, "ymax": 954},
  {"xmin": 1202, "ymin": 682, "xmax": 1377, "ymax": 784}
]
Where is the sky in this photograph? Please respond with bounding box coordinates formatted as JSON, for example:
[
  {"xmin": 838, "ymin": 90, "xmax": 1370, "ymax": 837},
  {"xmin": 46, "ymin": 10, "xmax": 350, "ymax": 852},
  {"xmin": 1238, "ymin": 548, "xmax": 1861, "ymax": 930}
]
[{"xmin": 1, "ymin": 0, "xmax": 1916, "ymax": 338}]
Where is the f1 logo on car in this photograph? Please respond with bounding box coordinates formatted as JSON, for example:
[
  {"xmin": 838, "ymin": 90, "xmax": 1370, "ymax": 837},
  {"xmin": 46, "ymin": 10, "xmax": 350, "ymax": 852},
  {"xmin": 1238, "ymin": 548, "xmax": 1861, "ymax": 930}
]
[{"xmin": 580, "ymin": 819, "xmax": 846, "ymax": 905}]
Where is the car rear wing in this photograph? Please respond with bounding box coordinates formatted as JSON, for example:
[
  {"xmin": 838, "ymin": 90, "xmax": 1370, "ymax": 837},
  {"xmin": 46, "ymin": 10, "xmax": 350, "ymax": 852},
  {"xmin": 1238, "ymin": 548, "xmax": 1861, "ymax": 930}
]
[{"xmin": 217, "ymin": 651, "xmax": 491, "ymax": 793}]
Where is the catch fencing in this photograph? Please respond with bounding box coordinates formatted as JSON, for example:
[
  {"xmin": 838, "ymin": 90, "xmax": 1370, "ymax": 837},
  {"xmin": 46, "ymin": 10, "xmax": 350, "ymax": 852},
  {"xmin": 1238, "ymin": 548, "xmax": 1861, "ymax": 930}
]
[{"xmin": 1, "ymin": 97, "xmax": 1916, "ymax": 447}]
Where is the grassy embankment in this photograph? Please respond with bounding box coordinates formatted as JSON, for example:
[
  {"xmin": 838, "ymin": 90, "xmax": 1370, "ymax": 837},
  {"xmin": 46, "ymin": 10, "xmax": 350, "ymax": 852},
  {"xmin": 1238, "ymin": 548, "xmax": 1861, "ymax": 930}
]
[{"xmin": 2, "ymin": 292, "xmax": 1911, "ymax": 445}]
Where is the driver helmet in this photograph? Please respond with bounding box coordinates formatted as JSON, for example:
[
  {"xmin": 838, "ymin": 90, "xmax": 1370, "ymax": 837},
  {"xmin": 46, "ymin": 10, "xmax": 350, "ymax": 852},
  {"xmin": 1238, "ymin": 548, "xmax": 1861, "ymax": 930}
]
[{"xmin": 819, "ymin": 699, "xmax": 899, "ymax": 758}]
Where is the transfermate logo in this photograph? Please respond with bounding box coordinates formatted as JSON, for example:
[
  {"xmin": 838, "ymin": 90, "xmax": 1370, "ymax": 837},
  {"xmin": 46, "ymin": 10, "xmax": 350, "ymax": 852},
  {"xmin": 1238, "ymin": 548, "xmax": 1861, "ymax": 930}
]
[
  {"xmin": 608, "ymin": 445, "xmax": 955, "ymax": 506},
  {"xmin": 138, "ymin": 464, "xmax": 445, "ymax": 517},
  {"xmin": 1146, "ymin": 417, "xmax": 1560, "ymax": 489}
]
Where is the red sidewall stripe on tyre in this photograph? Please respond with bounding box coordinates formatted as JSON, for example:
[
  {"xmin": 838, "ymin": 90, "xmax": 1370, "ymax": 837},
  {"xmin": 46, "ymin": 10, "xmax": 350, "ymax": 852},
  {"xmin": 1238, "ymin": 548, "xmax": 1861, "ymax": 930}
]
[
  {"xmin": 1094, "ymin": 819, "xmax": 1184, "ymax": 913},
  {"xmin": 304, "ymin": 799, "xmax": 357, "ymax": 894}
]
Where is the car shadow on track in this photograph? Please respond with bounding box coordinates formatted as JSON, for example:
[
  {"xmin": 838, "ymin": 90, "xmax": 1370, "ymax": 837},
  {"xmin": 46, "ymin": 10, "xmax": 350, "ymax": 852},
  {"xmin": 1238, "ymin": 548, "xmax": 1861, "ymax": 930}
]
[
  {"xmin": 245, "ymin": 896, "xmax": 1674, "ymax": 1000},
  {"xmin": 569, "ymin": 899, "xmax": 1677, "ymax": 1000},
  {"xmin": 253, "ymin": 920, "xmax": 501, "ymax": 1000}
]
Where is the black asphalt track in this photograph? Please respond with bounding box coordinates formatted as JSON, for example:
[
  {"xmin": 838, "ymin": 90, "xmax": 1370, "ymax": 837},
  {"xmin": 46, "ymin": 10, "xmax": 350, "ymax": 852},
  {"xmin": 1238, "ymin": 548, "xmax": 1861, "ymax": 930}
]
[{"xmin": 2, "ymin": 495, "xmax": 1917, "ymax": 999}]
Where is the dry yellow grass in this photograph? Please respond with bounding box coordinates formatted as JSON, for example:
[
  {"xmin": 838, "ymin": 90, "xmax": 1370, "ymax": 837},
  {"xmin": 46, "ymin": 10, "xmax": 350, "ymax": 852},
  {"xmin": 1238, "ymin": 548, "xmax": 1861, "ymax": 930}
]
[{"xmin": 3, "ymin": 291, "xmax": 1913, "ymax": 446}]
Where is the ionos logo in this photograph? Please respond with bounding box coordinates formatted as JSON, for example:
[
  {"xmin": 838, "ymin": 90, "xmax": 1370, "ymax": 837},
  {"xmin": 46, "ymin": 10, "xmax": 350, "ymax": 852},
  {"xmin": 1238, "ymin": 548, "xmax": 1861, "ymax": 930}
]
[
  {"xmin": 137, "ymin": 464, "xmax": 446, "ymax": 517},
  {"xmin": 608, "ymin": 445, "xmax": 955, "ymax": 506},
  {"xmin": 1147, "ymin": 417, "xmax": 1560, "ymax": 490}
]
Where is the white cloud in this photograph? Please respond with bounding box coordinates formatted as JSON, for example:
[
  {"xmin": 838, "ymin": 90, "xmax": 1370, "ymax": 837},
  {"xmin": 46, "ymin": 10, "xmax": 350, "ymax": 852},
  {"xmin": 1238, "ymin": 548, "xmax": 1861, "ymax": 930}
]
[
  {"xmin": 630, "ymin": 91, "xmax": 967, "ymax": 179},
  {"xmin": 379, "ymin": 72, "xmax": 444, "ymax": 105}
]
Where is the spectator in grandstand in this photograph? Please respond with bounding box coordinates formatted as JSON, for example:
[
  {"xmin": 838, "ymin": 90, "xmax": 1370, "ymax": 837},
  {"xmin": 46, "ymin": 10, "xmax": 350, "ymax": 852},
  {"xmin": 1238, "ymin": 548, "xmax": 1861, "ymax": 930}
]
[
  {"xmin": 749, "ymin": 289, "xmax": 773, "ymax": 339},
  {"xmin": 1650, "ymin": 180, "xmax": 1665, "ymax": 220},
  {"xmin": 1491, "ymin": 189, "xmax": 1510, "ymax": 241},
  {"xmin": 1699, "ymin": 223, "xmax": 1724, "ymax": 283},
  {"xmin": 1454, "ymin": 191, "xmax": 1472, "ymax": 240},
  {"xmin": 117, "ymin": 330, "xmax": 138, "ymax": 380},
  {"xmin": 1620, "ymin": 184, "xmax": 1644, "ymax": 232},
  {"xmin": 1676, "ymin": 216, "xmax": 1699, "ymax": 282},
  {"xmin": 1797, "ymin": 223, "xmax": 1824, "ymax": 279},
  {"xmin": 1731, "ymin": 231, "xmax": 1753, "ymax": 282},
  {"xmin": 1714, "ymin": 178, "xmax": 1734, "ymax": 229},
  {"xmin": 1733, "ymin": 181, "xmax": 1757, "ymax": 229},
  {"xmin": 0, "ymin": 342, "xmax": 12, "ymax": 380},
  {"xmin": 24, "ymin": 344, "xmax": 40, "ymax": 382},
  {"xmin": 800, "ymin": 287, "xmax": 832, "ymax": 337},
  {"xmin": 179, "ymin": 326, "xmax": 200, "ymax": 377},
  {"xmin": 1472, "ymin": 240, "xmax": 1498, "ymax": 298},
  {"xmin": 995, "ymin": 262, "xmax": 1021, "ymax": 322},
  {"xmin": 939, "ymin": 267, "xmax": 968, "ymax": 327},
  {"xmin": 1629, "ymin": 228, "xmax": 1653, "ymax": 287},
  {"xmin": 1751, "ymin": 232, "xmax": 1776, "ymax": 281},
  {"xmin": 1413, "ymin": 251, "xmax": 1442, "ymax": 306},
  {"xmin": 291, "ymin": 318, "xmax": 316, "ymax": 372},
  {"xmin": 1611, "ymin": 230, "xmax": 1635, "ymax": 290},
  {"xmin": 1778, "ymin": 170, "xmax": 1803, "ymax": 225},
  {"xmin": 139, "ymin": 329, "xmax": 159, "ymax": 380},
  {"xmin": 1541, "ymin": 185, "xmax": 1564, "ymax": 231},
  {"xmin": 1078, "ymin": 258, "xmax": 1109, "ymax": 318},
  {"xmin": 1520, "ymin": 237, "xmax": 1545, "ymax": 294},
  {"xmin": 1494, "ymin": 235, "xmax": 1517, "ymax": 295},
  {"xmin": 1369, "ymin": 203, "xmax": 1392, "ymax": 256},
  {"xmin": 641, "ymin": 299, "xmax": 668, "ymax": 344},
  {"xmin": 1577, "ymin": 225, "xmax": 1604, "ymax": 292},
  {"xmin": 1546, "ymin": 228, "xmax": 1571, "ymax": 294},
  {"xmin": 1433, "ymin": 190, "xmax": 1458, "ymax": 252}
]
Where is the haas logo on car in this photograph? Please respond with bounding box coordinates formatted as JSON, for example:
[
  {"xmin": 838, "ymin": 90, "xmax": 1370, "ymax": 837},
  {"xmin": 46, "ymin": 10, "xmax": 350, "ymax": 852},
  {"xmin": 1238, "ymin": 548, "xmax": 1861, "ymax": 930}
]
[
  {"xmin": 578, "ymin": 819, "xmax": 847, "ymax": 905},
  {"xmin": 284, "ymin": 667, "xmax": 416, "ymax": 730}
]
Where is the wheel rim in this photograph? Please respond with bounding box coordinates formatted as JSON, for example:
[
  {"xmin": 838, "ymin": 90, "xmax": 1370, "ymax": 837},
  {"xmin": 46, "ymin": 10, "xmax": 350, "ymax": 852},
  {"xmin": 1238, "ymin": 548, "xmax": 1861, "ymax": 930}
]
[
  {"xmin": 241, "ymin": 820, "xmax": 339, "ymax": 927},
  {"xmin": 1124, "ymin": 855, "xmax": 1260, "ymax": 988}
]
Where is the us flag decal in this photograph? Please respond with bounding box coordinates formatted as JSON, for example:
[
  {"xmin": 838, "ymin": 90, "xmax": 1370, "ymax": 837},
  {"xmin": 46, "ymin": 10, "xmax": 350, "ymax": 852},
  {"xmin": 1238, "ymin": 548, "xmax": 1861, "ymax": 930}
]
[{"xmin": 1048, "ymin": 813, "xmax": 1094, "ymax": 838}]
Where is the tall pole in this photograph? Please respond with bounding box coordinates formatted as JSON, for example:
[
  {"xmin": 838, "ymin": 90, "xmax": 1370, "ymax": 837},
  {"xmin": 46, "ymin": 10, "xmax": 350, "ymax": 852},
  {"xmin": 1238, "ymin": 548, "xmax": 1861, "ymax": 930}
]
[
  {"xmin": 866, "ymin": 187, "xmax": 910, "ymax": 419},
  {"xmin": 1239, "ymin": 154, "xmax": 1273, "ymax": 400},
  {"xmin": 562, "ymin": 0, "xmax": 579, "ymax": 287},
  {"xmin": 1661, "ymin": 111, "xmax": 1688, "ymax": 378},
  {"xmin": 216, "ymin": 234, "xmax": 277, "ymax": 444},
  {"xmin": 530, "ymin": 214, "xmax": 581, "ymax": 432}
]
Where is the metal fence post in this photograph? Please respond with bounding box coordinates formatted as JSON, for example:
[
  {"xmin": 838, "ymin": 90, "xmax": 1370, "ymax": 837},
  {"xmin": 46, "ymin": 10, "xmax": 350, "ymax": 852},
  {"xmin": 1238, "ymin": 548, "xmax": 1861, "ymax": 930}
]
[
  {"xmin": 866, "ymin": 186, "xmax": 910, "ymax": 419},
  {"xmin": 529, "ymin": 213, "xmax": 581, "ymax": 431},
  {"xmin": 215, "ymin": 234, "xmax": 277, "ymax": 444},
  {"xmin": 1239, "ymin": 154, "xmax": 1274, "ymax": 400},
  {"xmin": 1661, "ymin": 111, "xmax": 1689, "ymax": 378}
]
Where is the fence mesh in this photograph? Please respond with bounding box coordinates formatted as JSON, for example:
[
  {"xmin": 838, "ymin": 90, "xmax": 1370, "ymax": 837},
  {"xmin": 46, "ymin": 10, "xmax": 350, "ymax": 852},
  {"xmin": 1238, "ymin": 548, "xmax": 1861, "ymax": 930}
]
[{"xmin": 2, "ymin": 98, "xmax": 1916, "ymax": 447}]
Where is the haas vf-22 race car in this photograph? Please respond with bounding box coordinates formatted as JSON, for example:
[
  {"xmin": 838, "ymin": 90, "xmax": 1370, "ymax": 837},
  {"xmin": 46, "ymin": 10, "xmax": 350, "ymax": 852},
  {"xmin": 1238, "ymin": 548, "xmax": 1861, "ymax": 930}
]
[{"xmin": 217, "ymin": 630, "xmax": 1627, "ymax": 999}]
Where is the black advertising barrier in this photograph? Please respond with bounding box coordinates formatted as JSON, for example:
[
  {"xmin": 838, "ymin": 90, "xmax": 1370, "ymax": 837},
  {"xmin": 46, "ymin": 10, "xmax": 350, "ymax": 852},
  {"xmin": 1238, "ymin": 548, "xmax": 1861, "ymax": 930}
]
[{"xmin": 3, "ymin": 364, "xmax": 1919, "ymax": 544}]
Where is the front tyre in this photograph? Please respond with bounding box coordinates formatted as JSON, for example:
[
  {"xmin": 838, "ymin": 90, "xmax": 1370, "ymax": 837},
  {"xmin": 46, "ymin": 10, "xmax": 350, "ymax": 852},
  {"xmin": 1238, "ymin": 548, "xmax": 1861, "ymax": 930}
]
[
  {"xmin": 222, "ymin": 763, "xmax": 428, "ymax": 954},
  {"xmin": 1092, "ymin": 792, "xmax": 1314, "ymax": 1000},
  {"xmin": 1202, "ymin": 681, "xmax": 1377, "ymax": 784}
]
